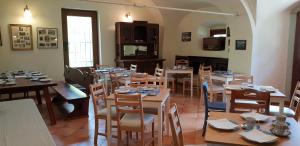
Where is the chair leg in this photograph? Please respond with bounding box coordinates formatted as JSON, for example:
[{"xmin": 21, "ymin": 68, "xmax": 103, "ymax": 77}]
[
  {"xmin": 152, "ymin": 122, "xmax": 155, "ymax": 146},
  {"xmin": 172, "ymin": 80, "xmax": 175, "ymax": 93},
  {"xmin": 136, "ymin": 132, "xmax": 138, "ymax": 140},
  {"xmin": 202, "ymin": 113, "xmax": 208, "ymax": 136},
  {"xmin": 126, "ymin": 131, "xmax": 129, "ymax": 146},
  {"xmin": 94, "ymin": 119, "xmax": 98, "ymax": 144},
  {"xmin": 141, "ymin": 131, "xmax": 145, "ymax": 146},
  {"xmin": 183, "ymin": 81, "xmax": 185, "ymax": 96},
  {"xmin": 117, "ymin": 129, "xmax": 122, "ymax": 146}
]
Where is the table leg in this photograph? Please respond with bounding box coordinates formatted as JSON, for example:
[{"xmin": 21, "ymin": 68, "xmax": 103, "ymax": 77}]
[
  {"xmin": 157, "ymin": 104, "xmax": 163, "ymax": 146},
  {"xmin": 165, "ymin": 96, "xmax": 170, "ymax": 136},
  {"xmin": 36, "ymin": 90, "xmax": 42, "ymax": 105},
  {"xmin": 190, "ymin": 72, "xmax": 193, "ymax": 98},
  {"xmin": 164, "ymin": 71, "xmax": 168, "ymax": 89},
  {"xmin": 43, "ymin": 87, "xmax": 56, "ymax": 125},
  {"xmin": 106, "ymin": 101, "xmax": 112, "ymax": 146}
]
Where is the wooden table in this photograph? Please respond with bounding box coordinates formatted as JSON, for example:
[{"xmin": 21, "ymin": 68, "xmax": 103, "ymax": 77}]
[
  {"xmin": 0, "ymin": 99, "xmax": 56, "ymax": 146},
  {"xmin": 164, "ymin": 68, "xmax": 193, "ymax": 97},
  {"xmin": 205, "ymin": 112, "xmax": 300, "ymax": 146},
  {"xmin": 223, "ymin": 85, "xmax": 287, "ymax": 114},
  {"xmin": 106, "ymin": 88, "xmax": 171, "ymax": 146},
  {"xmin": 0, "ymin": 78, "xmax": 57, "ymax": 125}
]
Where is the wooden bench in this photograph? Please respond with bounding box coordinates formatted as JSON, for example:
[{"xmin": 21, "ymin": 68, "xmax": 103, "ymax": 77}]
[
  {"xmin": 53, "ymin": 81, "xmax": 89, "ymax": 118},
  {"xmin": 52, "ymin": 66, "xmax": 94, "ymax": 119}
]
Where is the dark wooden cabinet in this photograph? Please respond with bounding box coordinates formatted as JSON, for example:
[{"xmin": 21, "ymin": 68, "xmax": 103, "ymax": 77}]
[{"xmin": 115, "ymin": 21, "xmax": 164, "ymax": 74}]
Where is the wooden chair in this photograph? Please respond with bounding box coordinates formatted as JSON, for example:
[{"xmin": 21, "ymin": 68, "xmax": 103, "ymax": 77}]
[
  {"xmin": 199, "ymin": 66, "xmax": 224, "ymax": 102},
  {"xmin": 168, "ymin": 103, "xmax": 184, "ymax": 146},
  {"xmin": 230, "ymin": 89, "xmax": 270, "ymax": 114},
  {"xmin": 130, "ymin": 73, "xmax": 148, "ymax": 87},
  {"xmin": 270, "ymin": 81, "xmax": 300, "ymax": 120},
  {"xmin": 233, "ymin": 74, "xmax": 253, "ymax": 84},
  {"xmin": 130, "ymin": 64, "xmax": 137, "ymax": 72},
  {"xmin": 115, "ymin": 93, "xmax": 155, "ymax": 146},
  {"xmin": 149, "ymin": 67, "xmax": 164, "ymax": 87},
  {"xmin": 202, "ymin": 82, "xmax": 226, "ymax": 136},
  {"xmin": 89, "ymin": 83, "xmax": 118, "ymax": 144},
  {"xmin": 175, "ymin": 59, "xmax": 189, "ymax": 67}
]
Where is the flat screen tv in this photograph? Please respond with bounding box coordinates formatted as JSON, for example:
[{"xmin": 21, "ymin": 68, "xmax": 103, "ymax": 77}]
[{"xmin": 203, "ymin": 37, "xmax": 225, "ymax": 51}]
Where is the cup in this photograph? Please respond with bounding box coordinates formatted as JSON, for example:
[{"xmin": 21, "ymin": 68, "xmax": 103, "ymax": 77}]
[
  {"xmin": 276, "ymin": 115, "xmax": 286, "ymax": 124},
  {"xmin": 245, "ymin": 117, "xmax": 256, "ymax": 130}
]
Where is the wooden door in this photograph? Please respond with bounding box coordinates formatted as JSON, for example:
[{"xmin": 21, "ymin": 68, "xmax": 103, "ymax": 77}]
[{"xmin": 291, "ymin": 12, "xmax": 300, "ymax": 95}]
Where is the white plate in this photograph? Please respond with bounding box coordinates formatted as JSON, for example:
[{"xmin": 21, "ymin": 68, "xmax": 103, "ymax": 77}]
[
  {"xmin": 207, "ymin": 118, "xmax": 239, "ymax": 130},
  {"xmin": 115, "ymin": 89, "xmax": 130, "ymax": 94},
  {"xmin": 39, "ymin": 78, "xmax": 52, "ymax": 82},
  {"xmin": 239, "ymin": 128, "xmax": 278, "ymax": 143},
  {"xmin": 225, "ymin": 85, "xmax": 242, "ymax": 90},
  {"xmin": 5, "ymin": 82, "xmax": 16, "ymax": 85},
  {"xmin": 240, "ymin": 112, "xmax": 270, "ymax": 122}
]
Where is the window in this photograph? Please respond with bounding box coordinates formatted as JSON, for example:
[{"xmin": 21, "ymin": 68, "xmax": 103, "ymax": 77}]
[{"xmin": 61, "ymin": 9, "xmax": 99, "ymax": 69}]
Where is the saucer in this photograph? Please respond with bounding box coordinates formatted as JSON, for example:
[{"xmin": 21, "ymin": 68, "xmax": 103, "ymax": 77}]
[{"xmin": 270, "ymin": 128, "xmax": 291, "ymax": 137}]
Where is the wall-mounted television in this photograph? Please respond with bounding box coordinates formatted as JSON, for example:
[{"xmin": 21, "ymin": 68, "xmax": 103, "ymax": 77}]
[{"xmin": 203, "ymin": 37, "xmax": 225, "ymax": 51}]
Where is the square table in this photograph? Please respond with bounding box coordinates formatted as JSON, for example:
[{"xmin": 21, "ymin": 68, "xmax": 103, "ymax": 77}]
[
  {"xmin": 0, "ymin": 78, "xmax": 57, "ymax": 125},
  {"xmin": 106, "ymin": 88, "xmax": 171, "ymax": 146},
  {"xmin": 0, "ymin": 99, "xmax": 56, "ymax": 146},
  {"xmin": 205, "ymin": 112, "xmax": 300, "ymax": 146},
  {"xmin": 223, "ymin": 85, "xmax": 287, "ymax": 114},
  {"xmin": 164, "ymin": 68, "xmax": 193, "ymax": 97}
]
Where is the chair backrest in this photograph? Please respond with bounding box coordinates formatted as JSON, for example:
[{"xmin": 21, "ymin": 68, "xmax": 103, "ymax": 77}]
[
  {"xmin": 89, "ymin": 83, "xmax": 107, "ymax": 116},
  {"xmin": 230, "ymin": 89, "xmax": 270, "ymax": 114},
  {"xmin": 200, "ymin": 65, "xmax": 212, "ymax": 72},
  {"xmin": 130, "ymin": 64, "xmax": 137, "ymax": 72},
  {"xmin": 290, "ymin": 81, "xmax": 300, "ymax": 119},
  {"xmin": 130, "ymin": 73, "xmax": 148, "ymax": 87},
  {"xmin": 115, "ymin": 93, "xmax": 144, "ymax": 129},
  {"xmin": 228, "ymin": 79, "xmax": 247, "ymax": 85},
  {"xmin": 202, "ymin": 82, "xmax": 210, "ymax": 117},
  {"xmin": 168, "ymin": 103, "xmax": 184, "ymax": 146},
  {"xmin": 175, "ymin": 59, "xmax": 189, "ymax": 67},
  {"xmin": 233, "ymin": 74, "xmax": 253, "ymax": 84}
]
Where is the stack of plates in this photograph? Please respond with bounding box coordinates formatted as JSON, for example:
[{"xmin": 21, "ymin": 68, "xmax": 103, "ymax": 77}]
[
  {"xmin": 39, "ymin": 78, "xmax": 52, "ymax": 82},
  {"xmin": 240, "ymin": 112, "xmax": 270, "ymax": 122},
  {"xmin": 207, "ymin": 118, "xmax": 239, "ymax": 130},
  {"xmin": 115, "ymin": 88, "xmax": 130, "ymax": 94},
  {"xmin": 239, "ymin": 128, "xmax": 278, "ymax": 143}
]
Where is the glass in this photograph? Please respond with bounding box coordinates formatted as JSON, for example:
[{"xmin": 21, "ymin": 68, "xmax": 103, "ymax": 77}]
[{"xmin": 67, "ymin": 16, "xmax": 93, "ymax": 68}]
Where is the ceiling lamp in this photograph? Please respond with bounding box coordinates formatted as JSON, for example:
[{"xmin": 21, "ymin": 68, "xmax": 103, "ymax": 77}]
[
  {"xmin": 124, "ymin": 12, "xmax": 133, "ymax": 22},
  {"xmin": 24, "ymin": 4, "xmax": 32, "ymax": 19}
]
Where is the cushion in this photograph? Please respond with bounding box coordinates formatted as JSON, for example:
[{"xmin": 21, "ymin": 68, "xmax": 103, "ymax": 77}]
[
  {"xmin": 120, "ymin": 113, "xmax": 154, "ymax": 128},
  {"xmin": 208, "ymin": 102, "xmax": 226, "ymax": 110},
  {"xmin": 269, "ymin": 105, "xmax": 295, "ymax": 117},
  {"xmin": 97, "ymin": 106, "xmax": 117, "ymax": 118}
]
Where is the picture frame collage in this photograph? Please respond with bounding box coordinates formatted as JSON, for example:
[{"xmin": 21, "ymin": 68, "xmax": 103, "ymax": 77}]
[
  {"xmin": 37, "ymin": 27, "xmax": 58, "ymax": 49},
  {"xmin": 9, "ymin": 24, "xmax": 33, "ymax": 50}
]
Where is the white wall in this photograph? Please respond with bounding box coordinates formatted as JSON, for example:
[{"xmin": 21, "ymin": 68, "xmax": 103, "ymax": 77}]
[
  {"xmin": 0, "ymin": 0, "xmax": 163, "ymax": 80},
  {"xmin": 251, "ymin": 0, "xmax": 299, "ymax": 94}
]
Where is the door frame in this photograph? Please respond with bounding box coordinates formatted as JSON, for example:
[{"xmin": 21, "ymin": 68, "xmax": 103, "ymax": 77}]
[{"xmin": 61, "ymin": 8, "xmax": 99, "ymax": 70}]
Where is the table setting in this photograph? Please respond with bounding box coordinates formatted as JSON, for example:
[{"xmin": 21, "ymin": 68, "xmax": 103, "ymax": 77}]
[
  {"xmin": 114, "ymin": 85, "xmax": 160, "ymax": 97},
  {"xmin": 207, "ymin": 112, "xmax": 292, "ymax": 144}
]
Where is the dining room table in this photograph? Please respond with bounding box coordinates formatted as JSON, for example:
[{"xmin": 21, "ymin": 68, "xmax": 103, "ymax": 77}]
[
  {"xmin": 223, "ymin": 84, "xmax": 287, "ymax": 114},
  {"xmin": 0, "ymin": 99, "xmax": 56, "ymax": 146},
  {"xmin": 105, "ymin": 87, "xmax": 171, "ymax": 146},
  {"xmin": 164, "ymin": 67, "xmax": 193, "ymax": 97},
  {"xmin": 205, "ymin": 112, "xmax": 300, "ymax": 146},
  {"xmin": 0, "ymin": 73, "xmax": 57, "ymax": 125}
]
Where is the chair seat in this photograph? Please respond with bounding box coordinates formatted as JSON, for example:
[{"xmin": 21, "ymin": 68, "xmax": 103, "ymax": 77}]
[
  {"xmin": 269, "ymin": 105, "xmax": 295, "ymax": 117},
  {"xmin": 97, "ymin": 106, "xmax": 117, "ymax": 118},
  {"xmin": 208, "ymin": 102, "xmax": 226, "ymax": 111},
  {"xmin": 120, "ymin": 113, "xmax": 154, "ymax": 128}
]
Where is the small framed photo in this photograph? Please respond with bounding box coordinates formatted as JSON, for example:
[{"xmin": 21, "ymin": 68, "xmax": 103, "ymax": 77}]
[
  {"xmin": 235, "ymin": 40, "xmax": 246, "ymax": 50},
  {"xmin": 9, "ymin": 24, "xmax": 33, "ymax": 50},
  {"xmin": 182, "ymin": 32, "xmax": 191, "ymax": 42},
  {"xmin": 37, "ymin": 27, "xmax": 58, "ymax": 49}
]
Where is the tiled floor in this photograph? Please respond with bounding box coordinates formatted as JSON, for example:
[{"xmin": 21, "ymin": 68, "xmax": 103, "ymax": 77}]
[{"xmin": 39, "ymin": 92, "xmax": 207, "ymax": 146}]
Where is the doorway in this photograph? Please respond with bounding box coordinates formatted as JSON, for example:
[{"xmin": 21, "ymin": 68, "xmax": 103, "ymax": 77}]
[{"xmin": 61, "ymin": 8, "xmax": 99, "ymax": 70}]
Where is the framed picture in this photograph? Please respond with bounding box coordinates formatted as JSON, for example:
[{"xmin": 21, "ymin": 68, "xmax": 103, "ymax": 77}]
[
  {"xmin": 37, "ymin": 27, "xmax": 58, "ymax": 49},
  {"xmin": 9, "ymin": 24, "xmax": 33, "ymax": 50},
  {"xmin": 182, "ymin": 32, "xmax": 191, "ymax": 42},
  {"xmin": 0, "ymin": 27, "xmax": 2, "ymax": 46},
  {"xmin": 236, "ymin": 40, "xmax": 246, "ymax": 50}
]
